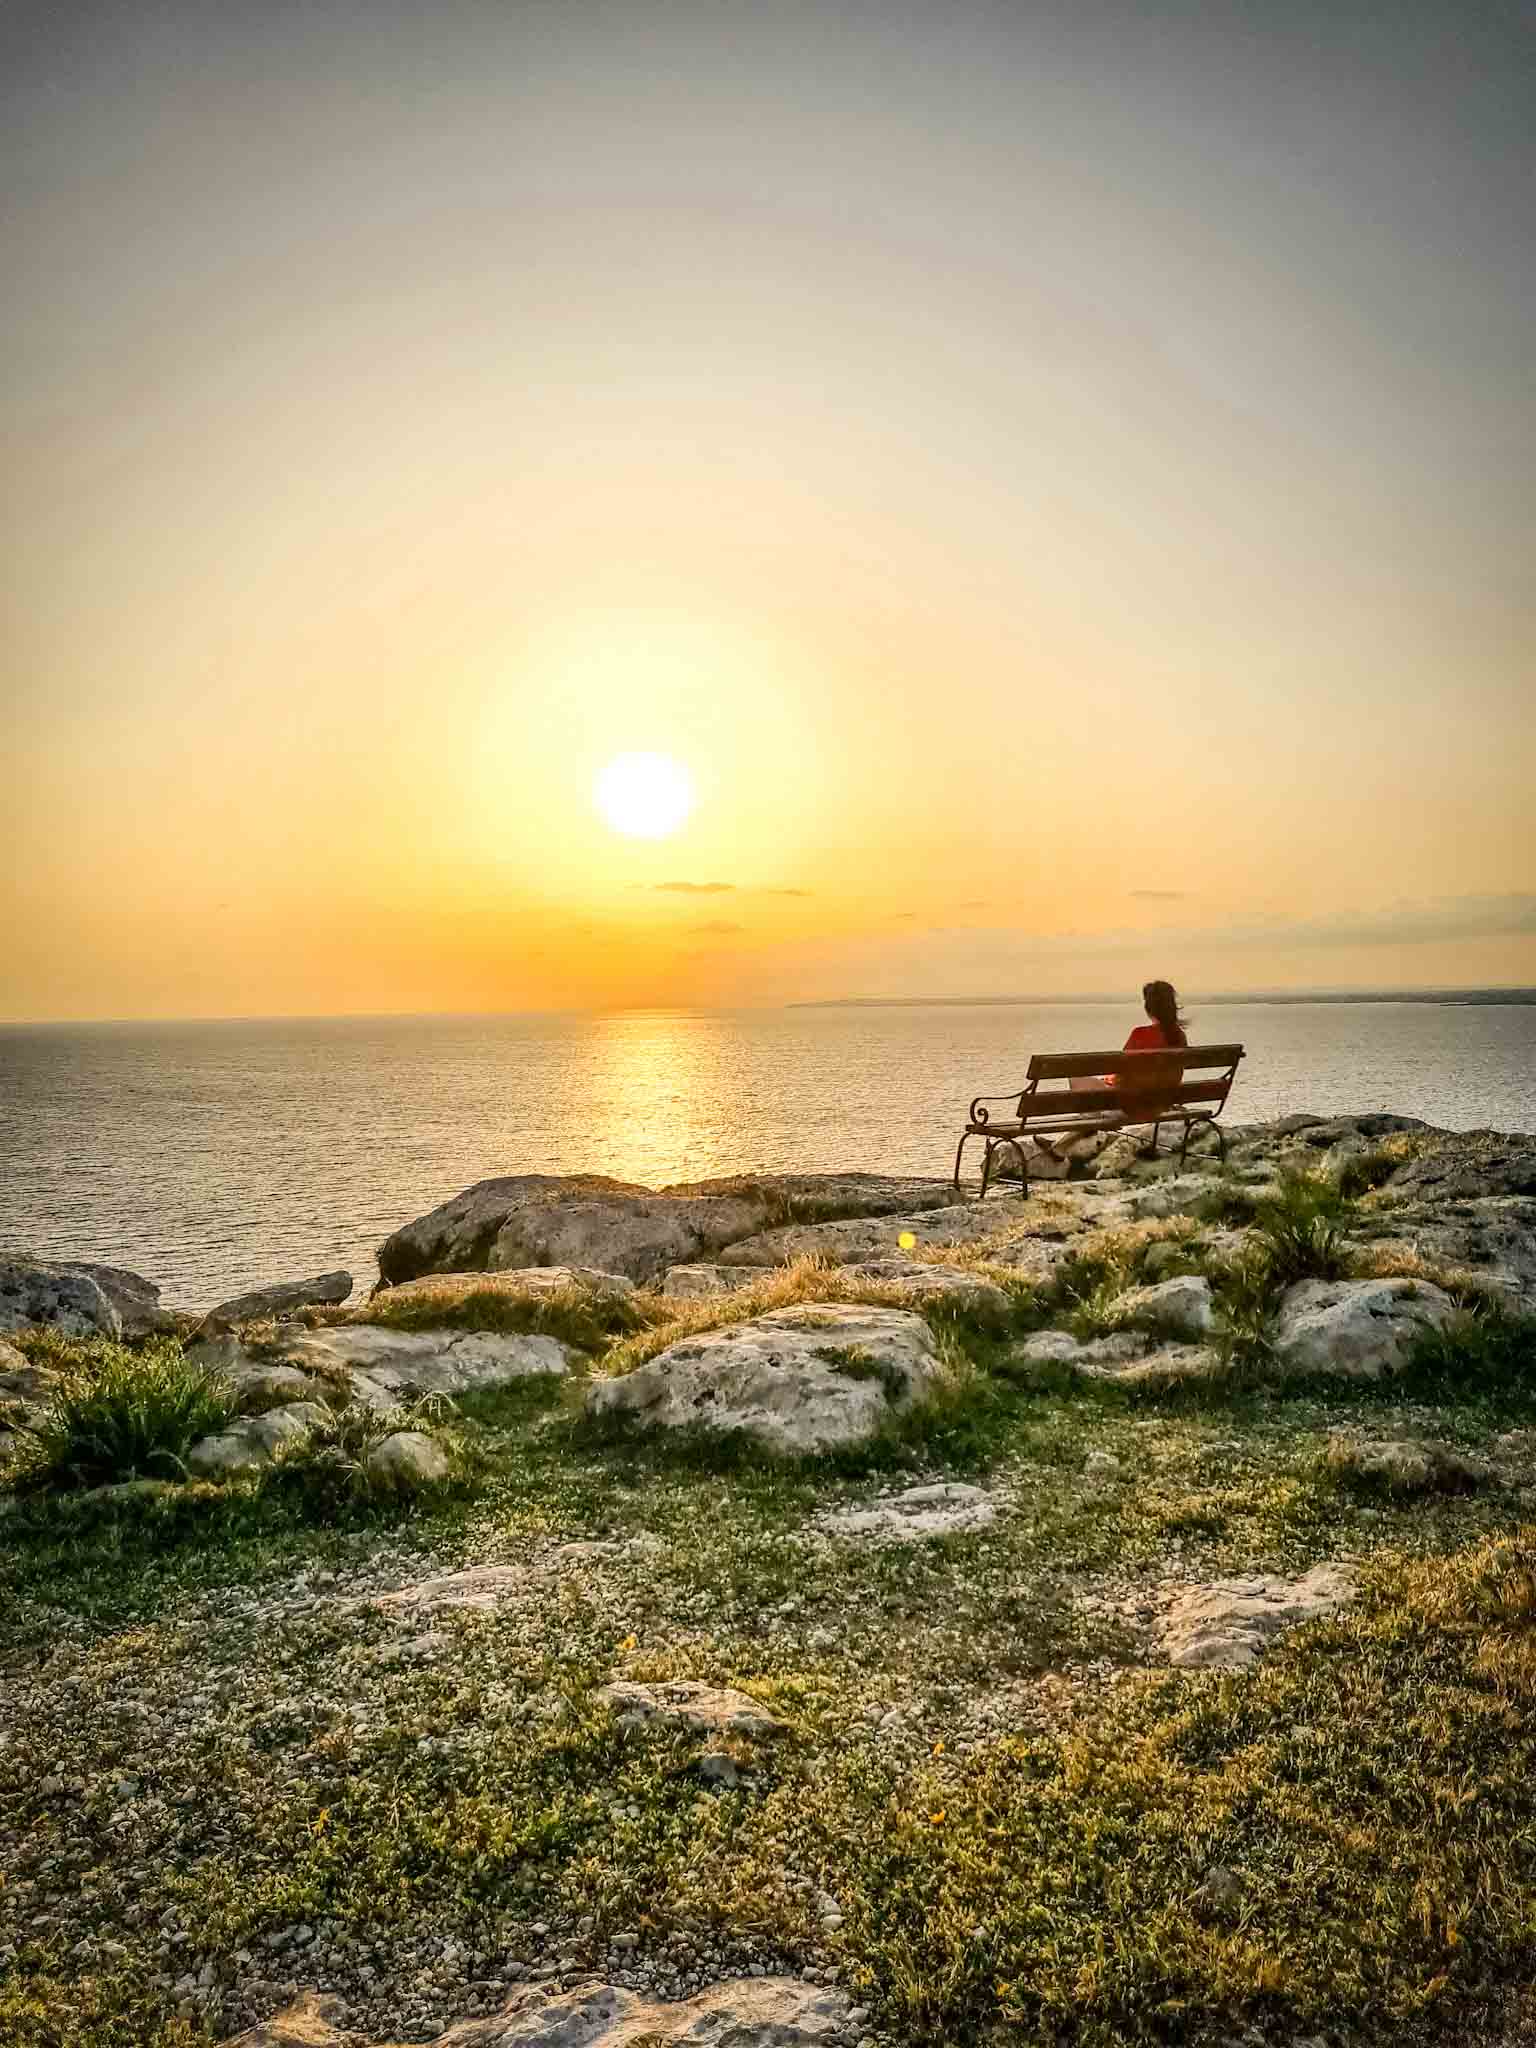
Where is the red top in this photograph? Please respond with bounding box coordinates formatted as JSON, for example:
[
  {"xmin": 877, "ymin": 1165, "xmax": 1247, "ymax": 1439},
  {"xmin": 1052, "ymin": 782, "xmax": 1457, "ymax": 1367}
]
[
  {"xmin": 1113, "ymin": 1022, "xmax": 1185, "ymax": 1115},
  {"xmin": 1122, "ymin": 1023, "xmax": 1174, "ymax": 1054}
]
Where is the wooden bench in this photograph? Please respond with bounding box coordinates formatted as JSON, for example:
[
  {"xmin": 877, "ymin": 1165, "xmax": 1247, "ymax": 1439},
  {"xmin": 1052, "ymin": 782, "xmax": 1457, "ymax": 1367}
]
[{"xmin": 954, "ymin": 1043, "xmax": 1245, "ymax": 1197}]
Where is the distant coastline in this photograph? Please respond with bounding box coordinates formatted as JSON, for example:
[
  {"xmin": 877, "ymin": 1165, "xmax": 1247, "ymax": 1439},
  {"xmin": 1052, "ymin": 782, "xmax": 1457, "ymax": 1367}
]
[{"xmin": 792, "ymin": 988, "xmax": 1536, "ymax": 1009}]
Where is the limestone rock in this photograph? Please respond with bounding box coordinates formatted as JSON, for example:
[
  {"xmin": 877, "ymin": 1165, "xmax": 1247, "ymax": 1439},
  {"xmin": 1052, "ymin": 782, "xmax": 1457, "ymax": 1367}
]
[
  {"xmin": 377, "ymin": 1171, "xmax": 958, "ymax": 1287},
  {"xmin": 0, "ymin": 1340, "xmax": 54, "ymax": 1412},
  {"xmin": 1273, "ymin": 1277, "xmax": 1457, "ymax": 1378},
  {"xmin": 1012, "ymin": 1328, "xmax": 1217, "ymax": 1386},
  {"xmin": 274, "ymin": 1325, "xmax": 571, "ymax": 1409},
  {"xmin": 836, "ymin": 1257, "xmax": 1011, "ymax": 1316},
  {"xmin": 378, "ymin": 1174, "xmax": 655, "ymax": 1282},
  {"xmin": 585, "ymin": 1302, "xmax": 941, "ymax": 1453},
  {"xmin": 1354, "ymin": 1196, "xmax": 1536, "ymax": 1301},
  {"xmin": 1127, "ymin": 1176, "xmax": 1217, "ymax": 1220},
  {"xmin": 598, "ymin": 1678, "xmax": 786, "ymax": 1740},
  {"xmin": 817, "ymin": 1481, "xmax": 998, "ymax": 1543},
  {"xmin": 373, "ymin": 1563, "xmax": 526, "ymax": 1616},
  {"xmin": 366, "ymin": 1430, "xmax": 451, "ymax": 1486},
  {"xmin": 1117, "ymin": 1275, "xmax": 1215, "ymax": 1341},
  {"xmin": 196, "ymin": 1270, "xmax": 352, "ymax": 1333},
  {"xmin": 717, "ymin": 1196, "xmax": 1046, "ymax": 1269},
  {"xmin": 370, "ymin": 1265, "xmax": 636, "ymax": 1313},
  {"xmin": 1384, "ymin": 1131, "xmax": 1536, "ymax": 1203},
  {"xmin": 229, "ymin": 1977, "xmax": 851, "ymax": 2046},
  {"xmin": 1324, "ymin": 1433, "xmax": 1489, "ymax": 1493},
  {"xmin": 53, "ymin": 1262, "xmax": 174, "ymax": 1338},
  {"xmin": 660, "ymin": 1263, "xmax": 754, "ymax": 1298},
  {"xmin": 1158, "ymin": 1564, "xmax": 1356, "ymax": 1670},
  {"xmin": 185, "ymin": 1403, "xmax": 326, "ymax": 1478},
  {"xmin": 0, "ymin": 1256, "xmax": 121, "ymax": 1339}
]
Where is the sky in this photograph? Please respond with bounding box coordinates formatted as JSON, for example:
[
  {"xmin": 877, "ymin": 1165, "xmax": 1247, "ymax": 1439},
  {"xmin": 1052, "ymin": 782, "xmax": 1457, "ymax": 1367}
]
[{"xmin": 3, "ymin": 0, "xmax": 1533, "ymax": 1021}]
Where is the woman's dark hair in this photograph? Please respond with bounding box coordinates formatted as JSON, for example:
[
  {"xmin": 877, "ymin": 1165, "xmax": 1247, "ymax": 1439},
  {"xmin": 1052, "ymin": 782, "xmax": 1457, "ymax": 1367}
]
[{"xmin": 1142, "ymin": 979, "xmax": 1187, "ymax": 1048}]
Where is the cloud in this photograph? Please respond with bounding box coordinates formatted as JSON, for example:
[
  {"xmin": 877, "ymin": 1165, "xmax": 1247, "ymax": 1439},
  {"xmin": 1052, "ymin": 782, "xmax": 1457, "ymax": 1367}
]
[
  {"xmin": 690, "ymin": 919, "xmax": 745, "ymax": 936},
  {"xmin": 765, "ymin": 888, "xmax": 813, "ymax": 897},
  {"xmin": 957, "ymin": 899, "xmax": 990, "ymax": 910},
  {"xmin": 1130, "ymin": 889, "xmax": 1186, "ymax": 901},
  {"xmin": 653, "ymin": 881, "xmax": 735, "ymax": 894}
]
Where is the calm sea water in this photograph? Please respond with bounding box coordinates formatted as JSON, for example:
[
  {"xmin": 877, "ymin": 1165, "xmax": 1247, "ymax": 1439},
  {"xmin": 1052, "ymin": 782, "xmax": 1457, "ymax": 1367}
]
[{"xmin": 2, "ymin": 1004, "xmax": 1533, "ymax": 1311}]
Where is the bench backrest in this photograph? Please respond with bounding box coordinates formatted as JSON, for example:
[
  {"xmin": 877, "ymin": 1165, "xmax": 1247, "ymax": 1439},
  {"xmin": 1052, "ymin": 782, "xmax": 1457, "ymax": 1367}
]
[{"xmin": 1021, "ymin": 1044, "xmax": 1244, "ymax": 1119}]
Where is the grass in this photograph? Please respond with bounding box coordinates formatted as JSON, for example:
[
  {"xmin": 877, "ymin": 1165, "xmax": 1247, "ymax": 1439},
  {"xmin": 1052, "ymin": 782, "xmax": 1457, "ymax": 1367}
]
[
  {"xmin": 6, "ymin": 1336, "xmax": 235, "ymax": 1490},
  {"xmin": 357, "ymin": 1275, "xmax": 659, "ymax": 1351},
  {"xmin": 5, "ymin": 1145, "xmax": 1536, "ymax": 2047}
]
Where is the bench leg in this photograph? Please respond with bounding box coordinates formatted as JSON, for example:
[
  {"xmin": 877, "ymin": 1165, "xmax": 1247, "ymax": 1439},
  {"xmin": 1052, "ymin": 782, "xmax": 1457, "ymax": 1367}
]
[
  {"xmin": 1178, "ymin": 1120, "xmax": 1189, "ymax": 1168},
  {"xmin": 953, "ymin": 1131, "xmax": 971, "ymax": 1195}
]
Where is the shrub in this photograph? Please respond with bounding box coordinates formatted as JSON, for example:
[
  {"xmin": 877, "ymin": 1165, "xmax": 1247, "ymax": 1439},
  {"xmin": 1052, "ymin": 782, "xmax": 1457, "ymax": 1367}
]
[
  {"xmin": 12, "ymin": 1339, "xmax": 234, "ymax": 1490},
  {"xmin": 1245, "ymin": 1168, "xmax": 1353, "ymax": 1288}
]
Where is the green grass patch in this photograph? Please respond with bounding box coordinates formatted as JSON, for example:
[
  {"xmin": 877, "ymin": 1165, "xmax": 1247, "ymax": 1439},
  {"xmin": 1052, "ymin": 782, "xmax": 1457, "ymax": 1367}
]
[{"xmin": 6, "ymin": 1337, "xmax": 234, "ymax": 1491}]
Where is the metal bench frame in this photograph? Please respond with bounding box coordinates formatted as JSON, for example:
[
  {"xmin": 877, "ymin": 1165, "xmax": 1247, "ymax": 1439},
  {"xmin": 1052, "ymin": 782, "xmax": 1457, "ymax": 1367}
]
[{"xmin": 954, "ymin": 1043, "xmax": 1245, "ymax": 1197}]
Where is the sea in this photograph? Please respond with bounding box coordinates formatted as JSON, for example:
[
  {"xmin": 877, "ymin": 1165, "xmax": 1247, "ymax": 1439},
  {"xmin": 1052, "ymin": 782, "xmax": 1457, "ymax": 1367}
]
[{"xmin": 2, "ymin": 1001, "xmax": 1533, "ymax": 1312}]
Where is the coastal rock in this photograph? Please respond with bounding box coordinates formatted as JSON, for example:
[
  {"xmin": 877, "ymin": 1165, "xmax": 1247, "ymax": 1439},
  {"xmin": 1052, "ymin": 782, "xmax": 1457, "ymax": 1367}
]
[
  {"xmin": 366, "ymin": 1430, "xmax": 451, "ymax": 1486},
  {"xmin": 185, "ymin": 1402, "xmax": 327, "ymax": 1477},
  {"xmin": 1273, "ymin": 1276, "xmax": 1457, "ymax": 1378},
  {"xmin": 1157, "ymin": 1564, "xmax": 1356, "ymax": 1670},
  {"xmin": 377, "ymin": 1171, "xmax": 959, "ymax": 1287},
  {"xmin": 585, "ymin": 1302, "xmax": 941, "ymax": 1453},
  {"xmin": 1384, "ymin": 1131, "xmax": 1536, "ymax": 1202},
  {"xmin": 0, "ymin": 1256, "xmax": 121, "ymax": 1339},
  {"xmin": 274, "ymin": 1325, "xmax": 572, "ymax": 1408},
  {"xmin": 599, "ymin": 1678, "xmax": 786, "ymax": 1740},
  {"xmin": 717, "ymin": 1196, "xmax": 1050, "ymax": 1269},
  {"xmin": 817, "ymin": 1480, "xmax": 999, "ymax": 1543},
  {"xmin": 1353, "ymin": 1196, "xmax": 1536, "ymax": 1301},
  {"xmin": 374, "ymin": 1563, "xmax": 526, "ymax": 1616},
  {"xmin": 1011, "ymin": 1327, "xmax": 1217, "ymax": 1385},
  {"xmin": 1323, "ymin": 1433, "xmax": 1490, "ymax": 1494},
  {"xmin": 196, "ymin": 1270, "xmax": 353, "ymax": 1333},
  {"xmin": 53, "ymin": 1262, "xmax": 174, "ymax": 1338},
  {"xmin": 370, "ymin": 1265, "xmax": 637, "ymax": 1313},
  {"xmin": 837, "ymin": 1257, "xmax": 1012, "ymax": 1316},
  {"xmin": 0, "ymin": 1340, "xmax": 53, "ymax": 1411},
  {"xmin": 229, "ymin": 1977, "xmax": 851, "ymax": 2047},
  {"xmin": 1117, "ymin": 1275, "xmax": 1215, "ymax": 1341},
  {"xmin": 660, "ymin": 1262, "xmax": 754, "ymax": 1297}
]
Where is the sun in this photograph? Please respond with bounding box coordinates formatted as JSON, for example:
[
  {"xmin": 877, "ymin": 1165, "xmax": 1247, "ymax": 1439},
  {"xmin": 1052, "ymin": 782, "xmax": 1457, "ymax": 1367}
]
[{"xmin": 594, "ymin": 751, "xmax": 694, "ymax": 839}]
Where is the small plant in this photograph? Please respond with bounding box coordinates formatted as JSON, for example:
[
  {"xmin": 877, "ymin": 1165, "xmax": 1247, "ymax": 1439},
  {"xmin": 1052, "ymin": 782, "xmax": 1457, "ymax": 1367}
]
[
  {"xmin": 1245, "ymin": 1168, "xmax": 1353, "ymax": 1288},
  {"xmin": 12, "ymin": 1339, "xmax": 234, "ymax": 1490},
  {"xmin": 1333, "ymin": 1147, "xmax": 1401, "ymax": 1200}
]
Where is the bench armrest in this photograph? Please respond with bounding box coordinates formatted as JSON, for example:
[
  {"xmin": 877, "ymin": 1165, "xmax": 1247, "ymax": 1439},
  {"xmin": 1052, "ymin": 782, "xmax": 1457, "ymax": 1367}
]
[{"xmin": 966, "ymin": 1090, "xmax": 1026, "ymax": 1125}]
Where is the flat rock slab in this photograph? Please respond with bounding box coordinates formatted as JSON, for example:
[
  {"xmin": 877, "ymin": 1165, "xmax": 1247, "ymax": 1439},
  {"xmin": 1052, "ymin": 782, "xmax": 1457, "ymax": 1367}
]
[
  {"xmin": 1012, "ymin": 1329, "xmax": 1217, "ymax": 1385},
  {"xmin": 717, "ymin": 1196, "xmax": 1057, "ymax": 1269},
  {"xmin": 0, "ymin": 1256, "xmax": 121, "ymax": 1339},
  {"xmin": 369, "ymin": 1265, "xmax": 637, "ymax": 1312},
  {"xmin": 659, "ymin": 1263, "xmax": 755, "ymax": 1298},
  {"xmin": 817, "ymin": 1481, "xmax": 999, "ymax": 1543},
  {"xmin": 230, "ymin": 1977, "xmax": 851, "ymax": 2046},
  {"xmin": 275, "ymin": 1325, "xmax": 572, "ymax": 1408},
  {"xmin": 598, "ymin": 1678, "xmax": 786, "ymax": 1740},
  {"xmin": 373, "ymin": 1564, "xmax": 528, "ymax": 1616},
  {"xmin": 53, "ymin": 1261, "xmax": 174, "ymax": 1338},
  {"xmin": 197, "ymin": 1270, "xmax": 353, "ymax": 1332},
  {"xmin": 837, "ymin": 1258, "xmax": 1012, "ymax": 1316},
  {"xmin": 1273, "ymin": 1277, "xmax": 1457, "ymax": 1378},
  {"xmin": 585, "ymin": 1302, "xmax": 940, "ymax": 1454},
  {"xmin": 1325, "ymin": 1434, "xmax": 1490, "ymax": 1493},
  {"xmin": 1354, "ymin": 1195, "xmax": 1536, "ymax": 1302},
  {"xmin": 186, "ymin": 1403, "xmax": 328, "ymax": 1477},
  {"xmin": 1157, "ymin": 1564, "xmax": 1356, "ymax": 1670}
]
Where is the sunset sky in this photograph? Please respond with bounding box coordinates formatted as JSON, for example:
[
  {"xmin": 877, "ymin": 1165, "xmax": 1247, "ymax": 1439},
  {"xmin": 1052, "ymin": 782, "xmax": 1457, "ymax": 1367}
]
[{"xmin": 4, "ymin": 0, "xmax": 1533, "ymax": 1021}]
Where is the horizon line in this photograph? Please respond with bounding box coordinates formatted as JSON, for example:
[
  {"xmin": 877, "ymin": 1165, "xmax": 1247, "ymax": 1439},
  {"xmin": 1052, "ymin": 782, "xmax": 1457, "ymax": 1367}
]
[{"xmin": 4, "ymin": 980, "xmax": 1535, "ymax": 1029}]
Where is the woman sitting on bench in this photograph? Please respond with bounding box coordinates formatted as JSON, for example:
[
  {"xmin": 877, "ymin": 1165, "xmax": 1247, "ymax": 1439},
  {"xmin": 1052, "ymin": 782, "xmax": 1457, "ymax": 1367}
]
[{"xmin": 1070, "ymin": 980, "xmax": 1188, "ymax": 1126}]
